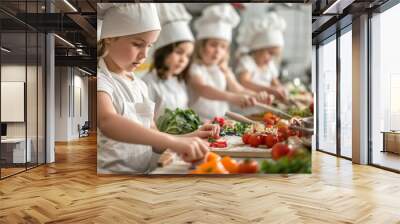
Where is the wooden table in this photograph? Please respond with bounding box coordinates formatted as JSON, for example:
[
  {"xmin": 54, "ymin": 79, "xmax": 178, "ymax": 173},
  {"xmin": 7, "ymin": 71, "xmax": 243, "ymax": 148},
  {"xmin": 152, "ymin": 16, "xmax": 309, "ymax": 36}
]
[{"xmin": 381, "ymin": 131, "xmax": 400, "ymax": 154}]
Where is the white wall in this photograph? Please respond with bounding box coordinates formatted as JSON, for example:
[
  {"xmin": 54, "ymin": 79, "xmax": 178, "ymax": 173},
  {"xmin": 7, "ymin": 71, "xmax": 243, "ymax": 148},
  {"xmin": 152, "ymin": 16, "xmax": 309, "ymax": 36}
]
[
  {"xmin": 1, "ymin": 64, "xmax": 46, "ymax": 164},
  {"xmin": 72, "ymin": 73, "xmax": 89, "ymax": 138},
  {"xmin": 1, "ymin": 65, "xmax": 33, "ymax": 137},
  {"xmin": 1, "ymin": 65, "xmax": 26, "ymax": 140},
  {"xmin": 54, "ymin": 67, "xmax": 89, "ymax": 141},
  {"xmin": 55, "ymin": 66, "xmax": 69, "ymax": 141}
]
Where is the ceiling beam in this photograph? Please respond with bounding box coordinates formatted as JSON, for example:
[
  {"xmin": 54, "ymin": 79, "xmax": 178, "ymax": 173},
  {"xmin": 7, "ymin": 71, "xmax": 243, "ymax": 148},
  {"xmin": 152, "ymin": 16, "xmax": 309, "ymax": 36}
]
[
  {"xmin": 322, "ymin": 0, "xmax": 356, "ymax": 14},
  {"xmin": 55, "ymin": 55, "xmax": 96, "ymax": 70},
  {"xmin": 66, "ymin": 14, "xmax": 96, "ymax": 46}
]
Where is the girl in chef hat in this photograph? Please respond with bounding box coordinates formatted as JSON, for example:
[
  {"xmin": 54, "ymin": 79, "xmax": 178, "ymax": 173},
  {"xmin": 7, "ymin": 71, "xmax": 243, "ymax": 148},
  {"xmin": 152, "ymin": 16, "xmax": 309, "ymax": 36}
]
[
  {"xmin": 236, "ymin": 13, "xmax": 287, "ymax": 103},
  {"xmin": 188, "ymin": 3, "xmax": 273, "ymax": 122},
  {"xmin": 97, "ymin": 3, "xmax": 217, "ymax": 174},
  {"xmin": 143, "ymin": 3, "xmax": 194, "ymax": 121}
]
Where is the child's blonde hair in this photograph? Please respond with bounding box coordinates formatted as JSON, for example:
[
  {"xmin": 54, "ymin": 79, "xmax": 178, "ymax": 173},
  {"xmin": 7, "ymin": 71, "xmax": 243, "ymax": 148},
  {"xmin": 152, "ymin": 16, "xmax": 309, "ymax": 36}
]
[
  {"xmin": 192, "ymin": 39, "xmax": 230, "ymax": 66},
  {"xmin": 97, "ymin": 37, "xmax": 119, "ymax": 60},
  {"xmin": 97, "ymin": 39, "xmax": 108, "ymax": 59},
  {"xmin": 192, "ymin": 39, "xmax": 206, "ymax": 64}
]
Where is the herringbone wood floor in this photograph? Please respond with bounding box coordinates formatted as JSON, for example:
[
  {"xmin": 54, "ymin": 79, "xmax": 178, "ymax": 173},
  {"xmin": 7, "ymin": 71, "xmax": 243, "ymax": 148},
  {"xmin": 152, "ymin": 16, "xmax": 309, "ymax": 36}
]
[{"xmin": 1, "ymin": 135, "xmax": 400, "ymax": 224}]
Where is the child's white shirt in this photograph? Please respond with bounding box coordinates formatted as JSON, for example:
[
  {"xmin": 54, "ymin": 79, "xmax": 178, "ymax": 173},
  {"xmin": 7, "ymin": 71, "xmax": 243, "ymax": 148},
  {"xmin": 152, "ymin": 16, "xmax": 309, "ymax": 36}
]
[
  {"xmin": 97, "ymin": 59, "xmax": 160, "ymax": 174},
  {"xmin": 188, "ymin": 62, "xmax": 230, "ymax": 122},
  {"xmin": 142, "ymin": 70, "xmax": 189, "ymax": 121}
]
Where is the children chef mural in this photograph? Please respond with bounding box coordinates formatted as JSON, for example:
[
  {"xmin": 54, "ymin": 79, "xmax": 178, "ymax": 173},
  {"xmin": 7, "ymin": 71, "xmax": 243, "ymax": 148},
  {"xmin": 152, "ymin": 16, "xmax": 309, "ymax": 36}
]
[{"xmin": 96, "ymin": 3, "xmax": 313, "ymax": 175}]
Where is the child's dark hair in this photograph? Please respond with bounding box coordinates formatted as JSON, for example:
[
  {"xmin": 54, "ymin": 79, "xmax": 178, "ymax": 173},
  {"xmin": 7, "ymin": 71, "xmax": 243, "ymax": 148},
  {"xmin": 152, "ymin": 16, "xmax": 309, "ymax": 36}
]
[{"xmin": 150, "ymin": 41, "xmax": 191, "ymax": 82}]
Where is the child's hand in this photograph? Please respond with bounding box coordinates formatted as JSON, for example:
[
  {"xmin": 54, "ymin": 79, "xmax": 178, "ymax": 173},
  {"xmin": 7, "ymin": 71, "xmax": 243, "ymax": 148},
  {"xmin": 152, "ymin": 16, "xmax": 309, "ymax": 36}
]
[
  {"xmin": 271, "ymin": 88, "xmax": 287, "ymax": 102},
  {"xmin": 231, "ymin": 94, "xmax": 257, "ymax": 108},
  {"xmin": 256, "ymin": 91, "xmax": 274, "ymax": 105},
  {"xmin": 170, "ymin": 136, "xmax": 209, "ymax": 163},
  {"xmin": 194, "ymin": 123, "xmax": 220, "ymax": 139},
  {"xmin": 218, "ymin": 54, "xmax": 230, "ymax": 73}
]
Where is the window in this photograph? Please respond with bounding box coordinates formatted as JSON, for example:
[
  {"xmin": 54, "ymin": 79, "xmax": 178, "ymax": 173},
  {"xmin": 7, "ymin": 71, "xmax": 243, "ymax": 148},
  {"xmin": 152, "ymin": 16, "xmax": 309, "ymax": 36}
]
[
  {"xmin": 339, "ymin": 29, "xmax": 352, "ymax": 158},
  {"xmin": 371, "ymin": 3, "xmax": 400, "ymax": 171},
  {"xmin": 317, "ymin": 36, "xmax": 337, "ymax": 154},
  {"xmin": 0, "ymin": 1, "xmax": 47, "ymax": 179}
]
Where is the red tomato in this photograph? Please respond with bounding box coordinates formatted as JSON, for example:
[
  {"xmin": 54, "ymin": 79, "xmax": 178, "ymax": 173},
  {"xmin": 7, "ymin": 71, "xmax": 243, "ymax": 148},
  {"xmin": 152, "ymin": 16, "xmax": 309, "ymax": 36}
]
[
  {"xmin": 248, "ymin": 134, "xmax": 262, "ymax": 148},
  {"xmin": 309, "ymin": 102, "xmax": 314, "ymax": 114},
  {"xmin": 242, "ymin": 133, "xmax": 251, "ymax": 144},
  {"xmin": 277, "ymin": 132, "xmax": 287, "ymax": 142},
  {"xmin": 278, "ymin": 126, "xmax": 289, "ymax": 138},
  {"xmin": 212, "ymin": 117, "xmax": 225, "ymax": 127},
  {"xmin": 238, "ymin": 159, "xmax": 259, "ymax": 173},
  {"xmin": 271, "ymin": 143, "xmax": 291, "ymax": 160},
  {"xmin": 264, "ymin": 134, "xmax": 278, "ymax": 148},
  {"xmin": 259, "ymin": 134, "xmax": 267, "ymax": 145}
]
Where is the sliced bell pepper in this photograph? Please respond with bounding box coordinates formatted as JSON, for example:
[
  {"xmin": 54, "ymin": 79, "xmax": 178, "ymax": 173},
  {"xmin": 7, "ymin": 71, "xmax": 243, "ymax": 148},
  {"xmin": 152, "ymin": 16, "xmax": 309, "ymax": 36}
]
[{"xmin": 209, "ymin": 140, "xmax": 227, "ymax": 148}]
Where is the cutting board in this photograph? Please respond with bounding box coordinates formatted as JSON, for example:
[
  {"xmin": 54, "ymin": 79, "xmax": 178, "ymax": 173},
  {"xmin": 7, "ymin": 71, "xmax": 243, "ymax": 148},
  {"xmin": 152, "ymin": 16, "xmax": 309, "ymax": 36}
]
[
  {"xmin": 210, "ymin": 136, "xmax": 271, "ymax": 158},
  {"xmin": 152, "ymin": 136, "xmax": 271, "ymax": 174},
  {"xmin": 151, "ymin": 160, "xmax": 191, "ymax": 174}
]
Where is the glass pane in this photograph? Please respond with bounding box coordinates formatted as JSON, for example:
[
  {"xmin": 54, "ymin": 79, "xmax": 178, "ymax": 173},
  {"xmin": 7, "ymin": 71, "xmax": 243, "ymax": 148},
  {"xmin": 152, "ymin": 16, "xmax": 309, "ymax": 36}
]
[
  {"xmin": 340, "ymin": 30, "xmax": 352, "ymax": 158},
  {"xmin": 27, "ymin": 31, "xmax": 38, "ymax": 169},
  {"xmin": 38, "ymin": 32, "xmax": 45, "ymax": 165},
  {"xmin": 317, "ymin": 37, "xmax": 337, "ymax": 154},
  {"xmin": 1, "ymin": 31, "xmax": 27, "ymax": 177},
  {"xmin": 312, "ymin": 45, "xmax": 317, "ymax": 151},
  {"xmin": 371, "ymin": 4, "xmax": 400, "ymax": 171}
]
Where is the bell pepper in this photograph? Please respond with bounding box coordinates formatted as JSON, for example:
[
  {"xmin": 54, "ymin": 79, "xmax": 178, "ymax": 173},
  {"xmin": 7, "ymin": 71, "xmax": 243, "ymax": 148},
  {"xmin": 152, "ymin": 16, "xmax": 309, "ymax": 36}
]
[{"xmin": 209, "ymin": 140, "xmax": 227, "ymax": 148}]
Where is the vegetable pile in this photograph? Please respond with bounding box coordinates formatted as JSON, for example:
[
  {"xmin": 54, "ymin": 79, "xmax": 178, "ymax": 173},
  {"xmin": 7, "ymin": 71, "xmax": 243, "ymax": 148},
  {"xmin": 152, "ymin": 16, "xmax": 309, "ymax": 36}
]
[
  {"xmin": 241, "ymin": 112, "xmax": 312, "ymax": 173},
  {"xmin": 190, "ymin": 152, "xmax": 259, "ymax": 174},
  {"xmin": 189, "ymin": 148, "xmax": 311, "ymax": 174},
  {"xmin": 211, "ymin": 117, "xmax": 250, "ymax": 136},
  {"xmin": 156, "ymin": 108, "xmax": 201, "ymax": 134},
  {"xmin": 287, "ymin": 106, "xmax": 313, "ymax": 117},
  {"xmin": 241, "ymin": 112, "xmax": 303, "ymax": 148},
  {"xmin": 260, "ymin": 145, "xmax": 311, "ymax": 173},
  {"xmin": 187, "ymin": 114, "xmax": 311, "ymax": 174}
]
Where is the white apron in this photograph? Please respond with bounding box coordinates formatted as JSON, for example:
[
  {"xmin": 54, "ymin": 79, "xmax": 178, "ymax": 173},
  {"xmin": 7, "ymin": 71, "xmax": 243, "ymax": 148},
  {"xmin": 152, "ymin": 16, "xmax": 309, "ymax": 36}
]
[
  {"xmin": 97, "ymin": 59, "xmax": 159, "ymax": 174},
  {"xmin": 189, "ymin": 63, "xmax": 229, "ymax": 121},
  {"xmin": 236, "ymin": 55, "xmax": 278, "ymax": 86},
  {"xmin": 234, "ymin": 56, "xmax": 279, "ymax": 116},
  {"xmin": 142, "ymin": 71, "xmax": 189, "ymax": 121}
]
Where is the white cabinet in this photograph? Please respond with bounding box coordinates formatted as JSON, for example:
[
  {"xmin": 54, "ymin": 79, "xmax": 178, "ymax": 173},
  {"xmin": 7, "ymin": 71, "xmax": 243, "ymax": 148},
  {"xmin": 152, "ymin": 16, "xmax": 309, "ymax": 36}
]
[{"xmin": 1, "ymin": 138, "xmax": 32, "ymax": 163}]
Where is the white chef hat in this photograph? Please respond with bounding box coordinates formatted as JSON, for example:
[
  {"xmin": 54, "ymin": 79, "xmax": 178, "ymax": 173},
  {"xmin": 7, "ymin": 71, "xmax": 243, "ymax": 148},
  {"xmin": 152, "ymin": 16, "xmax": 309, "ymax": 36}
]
[
  {"xmin": 194, "ymin": 4, "xmax": 240, "ymax": 42},
  {"xmin": 98, "ymin": 3, "xmax": 161, "ymax": 40},
  {"xmin": 237, "ymin": 13, "xmax": 286, "ymax": 52},
  {"xmin": 97, "ymin": 19, "xmax": 102, "ymax": 42},
  {"xmin": 154, "ymin": 3, "xmax": 194, "ymax": 50}
]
